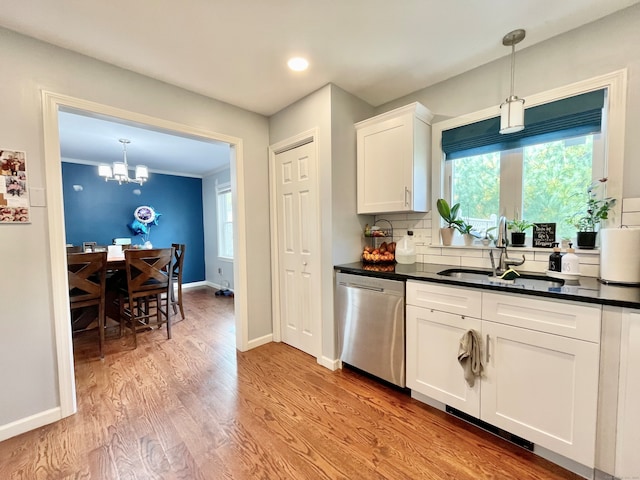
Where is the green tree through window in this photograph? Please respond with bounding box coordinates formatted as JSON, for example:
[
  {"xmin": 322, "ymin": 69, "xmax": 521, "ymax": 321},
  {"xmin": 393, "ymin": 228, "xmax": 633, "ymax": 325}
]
[{"xmin": 450, "ymin": 134, "xmax": 597, "ymax": 241}]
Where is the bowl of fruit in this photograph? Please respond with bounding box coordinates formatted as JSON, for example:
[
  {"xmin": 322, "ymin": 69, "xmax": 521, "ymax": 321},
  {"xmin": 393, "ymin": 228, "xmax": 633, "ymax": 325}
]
[{"xmin": 362, "ymin": 241, "xmax": 396, "ymax": 264}]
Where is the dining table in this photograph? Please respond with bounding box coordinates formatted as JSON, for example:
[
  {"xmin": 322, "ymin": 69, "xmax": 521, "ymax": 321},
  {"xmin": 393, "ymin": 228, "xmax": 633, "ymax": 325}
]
[{"xmin": 104, "ymin": 251, "xmax": 126, "ymax": 323}]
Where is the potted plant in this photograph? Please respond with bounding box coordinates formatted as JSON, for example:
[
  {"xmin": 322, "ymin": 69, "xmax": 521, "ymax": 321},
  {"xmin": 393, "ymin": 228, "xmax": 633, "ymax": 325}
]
[
  {"xmin": 568, "ymin": 178, "xmax": 616, "ymax": 249},
  {"xmin": 436, "ymin": 198, "xmax": 463, "ymax": 246},
  {"xmin": 507, "ymin": 218, "xmax": 534, "ymax": 247},
  {"xmin": 458, "ymin": 221, "xmax": 480, "ymax": 246},
  {"xmin": 481, "ymin": 226, "xmax": 497, "ymax": 246}
]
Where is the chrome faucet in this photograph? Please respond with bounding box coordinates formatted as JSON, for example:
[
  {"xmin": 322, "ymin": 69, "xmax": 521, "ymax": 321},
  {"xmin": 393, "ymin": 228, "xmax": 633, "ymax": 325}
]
[{"xmin": 490, "ymin": 215, "xmax": 525, "ymax": 276}]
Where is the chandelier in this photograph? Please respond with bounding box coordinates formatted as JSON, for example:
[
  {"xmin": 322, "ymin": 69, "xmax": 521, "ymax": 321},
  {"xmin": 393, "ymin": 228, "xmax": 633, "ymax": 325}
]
[
  {"xmin": 499, "ymin": 29, "xmax": 526, "ymax": 134},
  {"xmin": 98, "ymin": 139, "xmax": 149, "ymax": 185}
]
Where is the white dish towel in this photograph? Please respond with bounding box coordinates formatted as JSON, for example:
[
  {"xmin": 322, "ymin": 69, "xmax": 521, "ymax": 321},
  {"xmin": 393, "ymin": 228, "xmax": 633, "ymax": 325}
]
[{"xmin": 458, "ymin": 330, "xmax": 483, "ymax": 387}]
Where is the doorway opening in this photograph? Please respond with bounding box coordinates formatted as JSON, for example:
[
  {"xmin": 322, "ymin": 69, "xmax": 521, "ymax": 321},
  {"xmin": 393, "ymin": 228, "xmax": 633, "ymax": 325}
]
[
  {"xmin": 42, "ymin": 91, "xmax": 248, "ymax": 418},
  {"xmin": 59, "ymin": 106, "xmax": 235, "ymax": 352}
]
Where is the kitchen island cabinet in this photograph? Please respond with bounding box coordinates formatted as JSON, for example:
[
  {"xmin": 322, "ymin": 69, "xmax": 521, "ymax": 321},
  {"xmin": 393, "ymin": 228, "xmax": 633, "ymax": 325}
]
[{"xmin": 356, "ymin": 102, "xmax": 433, "ymax": 214}]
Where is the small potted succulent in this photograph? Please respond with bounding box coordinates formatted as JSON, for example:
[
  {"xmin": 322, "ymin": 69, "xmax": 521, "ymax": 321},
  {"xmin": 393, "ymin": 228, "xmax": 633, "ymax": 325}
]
[
  {"xmin": 507, "ymin": 218, "xmax": 534, "ymax": 247},
  {"xmin": 481, "ymin": 226, "xmax": 497, "ymax": 246},
  {"xmin": 436, "ymin": 198, "xmax": 463, "ymax": 246},
  {"xmin": 568, "ymin": 178, "xmax": 616, "ymax": 249},
  {"xmin": 457, "ymin": 220, "xmax": 480, "ymax": 246}
]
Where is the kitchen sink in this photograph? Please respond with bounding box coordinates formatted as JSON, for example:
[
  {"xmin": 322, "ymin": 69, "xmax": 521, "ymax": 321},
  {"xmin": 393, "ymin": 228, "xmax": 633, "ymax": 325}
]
[{"xmin": 437, "ymin": 268, "xmax": 565, "ymax": 289}]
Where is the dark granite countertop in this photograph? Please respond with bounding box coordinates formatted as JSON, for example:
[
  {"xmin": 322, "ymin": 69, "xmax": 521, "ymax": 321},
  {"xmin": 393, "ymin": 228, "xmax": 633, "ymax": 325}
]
[{"xmin": 334, "ymin": 262, "xmax": 640, "ymax": 309}]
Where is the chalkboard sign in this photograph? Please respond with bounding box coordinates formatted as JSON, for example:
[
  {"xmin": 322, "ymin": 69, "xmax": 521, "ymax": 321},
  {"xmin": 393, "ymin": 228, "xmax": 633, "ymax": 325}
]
[{"xmin": 533, "ymin": 223, "xmax": 556, "ymax": 248}]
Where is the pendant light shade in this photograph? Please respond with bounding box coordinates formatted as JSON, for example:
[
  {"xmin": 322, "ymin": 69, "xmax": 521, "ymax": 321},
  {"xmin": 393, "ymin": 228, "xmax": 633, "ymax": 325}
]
[
  {"xmin": 500, "ymin": 96, "xmax": 525, "ymax": 134},
  {"xmin": 499, "ymin": 29, "xmax": 526, "ymax": 135},
  {"xmin": 99, "ymin": 139, "xmax": 149, "ymax": 185}
]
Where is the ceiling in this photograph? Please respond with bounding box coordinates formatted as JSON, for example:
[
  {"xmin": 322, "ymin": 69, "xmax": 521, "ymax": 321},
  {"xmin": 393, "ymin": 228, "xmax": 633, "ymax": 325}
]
[
  {"xmin": 2, "ymin": 0, "xmax": 638, "ymax": 175},
  {"xmin": 58, "ymin": 109, "xmax": 231, "ymax": 177}
]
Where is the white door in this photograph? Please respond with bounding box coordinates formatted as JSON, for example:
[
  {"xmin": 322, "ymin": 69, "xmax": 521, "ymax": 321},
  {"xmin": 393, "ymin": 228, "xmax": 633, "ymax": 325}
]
[
  {"xmin": 481, "ymin": 320, "xmax": 600, "ymax": 467},
  {"xmin": 406, "ymin": 305, "xmax": 481, "ymax": 417},
  {"xmin": 274, "ymin": 141, "xmax": 320, "ymax": 357}
]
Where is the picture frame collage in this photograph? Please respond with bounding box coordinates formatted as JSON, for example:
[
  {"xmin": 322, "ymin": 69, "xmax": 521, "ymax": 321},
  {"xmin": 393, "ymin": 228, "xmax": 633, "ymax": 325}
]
[{"xmin": 0, "ymin": 149, "xmax": 30, "ymax": 223}]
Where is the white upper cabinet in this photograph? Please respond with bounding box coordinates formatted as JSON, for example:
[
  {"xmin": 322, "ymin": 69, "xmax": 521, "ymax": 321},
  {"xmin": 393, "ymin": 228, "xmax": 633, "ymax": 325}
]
[{"xmin": 356, "ymin": 103, "xmax": 433, "ymax": 214}]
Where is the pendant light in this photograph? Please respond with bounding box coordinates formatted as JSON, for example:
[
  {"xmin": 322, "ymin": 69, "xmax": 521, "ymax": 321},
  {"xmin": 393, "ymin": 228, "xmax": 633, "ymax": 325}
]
[
  {"xmin": 500, "ymin": 29, "xmax": 526, "ymax": 134},
  {"xmin": 98, "ymin": 139, "xmax": 149, "ymax": 185}
]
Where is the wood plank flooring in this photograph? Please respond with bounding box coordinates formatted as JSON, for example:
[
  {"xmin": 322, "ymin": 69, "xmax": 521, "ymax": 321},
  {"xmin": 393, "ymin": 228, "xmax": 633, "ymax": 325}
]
[{"xmin": 0, "ymin": 286, "xmax": 581, "ymax": 479}]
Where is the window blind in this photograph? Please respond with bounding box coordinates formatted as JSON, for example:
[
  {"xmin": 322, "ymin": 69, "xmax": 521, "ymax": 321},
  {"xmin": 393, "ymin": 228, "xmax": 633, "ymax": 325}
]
[{"xmin": 442, "ymin": 89, "xmax": 605, "ymax": 160}]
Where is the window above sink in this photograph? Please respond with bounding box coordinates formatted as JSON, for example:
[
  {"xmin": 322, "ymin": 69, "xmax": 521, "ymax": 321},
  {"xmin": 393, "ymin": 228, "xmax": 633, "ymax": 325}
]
[{"xmin": 431, "ymin": 71, "xmax": 626, "ymax": 248}]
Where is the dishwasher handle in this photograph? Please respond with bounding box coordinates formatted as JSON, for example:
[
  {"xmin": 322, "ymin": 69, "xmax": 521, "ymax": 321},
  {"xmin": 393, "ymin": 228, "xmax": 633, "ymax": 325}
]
[{"xmin": 344, "ymin": 283, "xmax": 384, "ymax": 293}]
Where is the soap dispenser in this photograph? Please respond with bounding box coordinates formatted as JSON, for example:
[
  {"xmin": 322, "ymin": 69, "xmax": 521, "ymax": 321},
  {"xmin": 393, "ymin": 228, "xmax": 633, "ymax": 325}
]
[
  {"xmin": 548, "ymin": 243, "xmax": 563, "ymax": 272},
  {"xmin": 396, "ymin": 231, "xmax": 416, "ymax": 264},
  {"xmin": 561, "ymin": 243, "xmax": 580, "ymax": 275}
]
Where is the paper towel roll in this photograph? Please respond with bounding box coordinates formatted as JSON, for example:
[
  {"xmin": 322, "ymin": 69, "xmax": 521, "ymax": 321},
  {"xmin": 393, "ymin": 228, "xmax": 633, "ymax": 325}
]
[{"xmin": 600, "ymin": 228, "xmax": 640, "ymax": 284}]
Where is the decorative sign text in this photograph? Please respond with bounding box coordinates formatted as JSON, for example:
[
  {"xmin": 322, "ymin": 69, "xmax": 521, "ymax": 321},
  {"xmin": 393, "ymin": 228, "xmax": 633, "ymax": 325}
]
[{"xmin": 533, "ymin": 223, "xmax": 556, "ymax": 248}]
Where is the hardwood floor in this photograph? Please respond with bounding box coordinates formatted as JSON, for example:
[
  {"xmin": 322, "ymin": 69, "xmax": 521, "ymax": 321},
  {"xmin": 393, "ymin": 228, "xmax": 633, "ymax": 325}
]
[{"xmin": 0, "ymin": 286, "xmax": 581, "ymax": 479}]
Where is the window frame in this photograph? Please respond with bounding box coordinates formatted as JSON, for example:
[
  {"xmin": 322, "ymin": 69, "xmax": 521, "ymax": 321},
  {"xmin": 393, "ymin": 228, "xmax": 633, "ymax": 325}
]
[
  {"xmin": 444, "ymin": 132, "xmax": 606, "ymax": 223},
  {"xmin": 216, "ymin": 182, "xmax": 234, "ymax": 260},
  {"xmin": 431, "ymin": 70, "xmax": 627, "ymax": 244}
]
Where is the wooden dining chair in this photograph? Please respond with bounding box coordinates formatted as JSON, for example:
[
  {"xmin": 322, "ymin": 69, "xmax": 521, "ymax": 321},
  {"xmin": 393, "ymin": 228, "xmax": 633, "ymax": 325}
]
[
  {"xmin": 119, "ymin": 247, "xmax": 174, "ymax": 348},
  {"xmin": 83, "ymin": 241, "xmax": 97, "ymax": 252},
  {"xmin": 170, "ymin": 243, "xmax": 186, "ymax": 320},
  {"xmin": 67, "ymin": 251, "xmax": 108, "ymax": 358}
]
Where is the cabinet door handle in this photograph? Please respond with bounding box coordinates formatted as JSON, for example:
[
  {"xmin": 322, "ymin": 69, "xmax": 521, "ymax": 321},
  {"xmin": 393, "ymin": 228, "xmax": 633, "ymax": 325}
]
[
  {"xmin": 485, "ymin": 334, "xmax": 490, "ymax": 364},
  {"xmin": 404, "ymin": 186, "xmax": 410, "ymax": 207}
]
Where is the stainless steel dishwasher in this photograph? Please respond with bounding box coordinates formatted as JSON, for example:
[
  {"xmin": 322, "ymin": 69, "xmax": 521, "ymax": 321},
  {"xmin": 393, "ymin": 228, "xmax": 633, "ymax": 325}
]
[{"xmin": 335, "ymin": 272, "xmax": 405, "ymax": 387}]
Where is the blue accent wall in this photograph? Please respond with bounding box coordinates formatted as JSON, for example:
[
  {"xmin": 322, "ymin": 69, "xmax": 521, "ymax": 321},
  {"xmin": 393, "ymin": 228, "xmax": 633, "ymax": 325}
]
[{"xmin": 62, "ymin": 162, "xmax": 205, "ymax": 283}]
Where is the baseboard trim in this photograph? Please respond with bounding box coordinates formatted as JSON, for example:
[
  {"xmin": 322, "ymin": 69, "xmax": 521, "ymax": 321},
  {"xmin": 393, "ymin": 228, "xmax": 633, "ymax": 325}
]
[
  {"xmin": 201, "ymin": 280, "xmax": 234, "ymax": 292},
  {"xmin": 182, "ymin": 281, "xmax": 210, "ymax": 290},
  {"xmin": 594, "ymin": 468, "xmax": 617, "ymax": 480},
  {"xmin": 247, "ymin": 333, "xmax": 272, "ymax": 350},
  {"xmin": 318, "ymin": 356, "xmax": 340, "ymax": 371},
  {"xmin": 0, "ymin": 407, "xmax": 62, "ymax": 442}
]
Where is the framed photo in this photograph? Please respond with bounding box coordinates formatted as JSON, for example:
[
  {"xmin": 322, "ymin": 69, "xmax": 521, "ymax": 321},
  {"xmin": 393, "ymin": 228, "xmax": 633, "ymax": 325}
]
[{"xmin": 0, "ymin": 149, "xmax": 30, "ymax": 223}]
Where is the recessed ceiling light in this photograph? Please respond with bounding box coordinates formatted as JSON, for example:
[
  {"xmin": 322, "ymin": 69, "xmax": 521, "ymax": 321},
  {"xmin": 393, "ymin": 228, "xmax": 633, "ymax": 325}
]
[{"xmin": 287, "ymin": 57, "xmax": 309, "ymax": 72}]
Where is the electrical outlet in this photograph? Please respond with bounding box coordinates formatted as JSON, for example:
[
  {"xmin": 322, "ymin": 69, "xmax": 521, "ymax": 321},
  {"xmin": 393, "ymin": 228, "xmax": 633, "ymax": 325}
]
[{"xmin": 218, "ymin": 267, "xmax": 223, "ymax": 275}]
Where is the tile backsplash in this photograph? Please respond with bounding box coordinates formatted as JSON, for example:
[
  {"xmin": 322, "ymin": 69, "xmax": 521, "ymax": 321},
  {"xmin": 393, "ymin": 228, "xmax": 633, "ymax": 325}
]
[{"xmin": 374, "ymin": 196, "xmax": 640, "ymax": 278}]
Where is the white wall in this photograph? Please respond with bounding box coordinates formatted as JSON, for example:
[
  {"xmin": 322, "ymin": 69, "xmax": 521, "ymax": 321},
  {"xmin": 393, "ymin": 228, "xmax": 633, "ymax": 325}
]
[
  {"xmin": 0, "ymin": 26, "xmax": 270, "ymax": 432},
  {"xmin": 203, "ymin": 167, "xmax": 235, "ymax": 289}
]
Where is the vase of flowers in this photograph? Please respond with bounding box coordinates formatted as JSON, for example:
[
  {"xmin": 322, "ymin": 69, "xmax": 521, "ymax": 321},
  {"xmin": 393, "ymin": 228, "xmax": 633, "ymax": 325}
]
[{"xmin": 568, "ymin": 178, "xmax": 616, "ymax": 249}]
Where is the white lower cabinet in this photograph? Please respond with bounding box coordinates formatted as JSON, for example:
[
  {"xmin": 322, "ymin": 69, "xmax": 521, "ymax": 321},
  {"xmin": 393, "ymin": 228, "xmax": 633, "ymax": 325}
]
[
  {"xmin": 406, "ymin": 281, "xmax": 601, "ymax": 468},
  {"xmin": 615, "ymin": 309, "xmax": 640, "ymax": 478},
  {"xmin": 482, "ymin": 319, "xmax": 600, "ymax": 467},
  {"xmin": 406, "ymin": 305, "xmax": 481, "ymax": 417}
]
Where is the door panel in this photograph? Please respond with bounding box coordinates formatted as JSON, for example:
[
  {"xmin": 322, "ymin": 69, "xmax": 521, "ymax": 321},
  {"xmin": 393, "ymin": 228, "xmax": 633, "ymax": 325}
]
[
  {"xmin": 274, "ymin": 141, "xmax": 319, "ymax": 357},
  {"xmin": 406, "ymin": 305, "xmax": 481, "ymax": 417},
  {"xmin": 481, "ymin": 320, "xmax": 599, "ymax": 467}
]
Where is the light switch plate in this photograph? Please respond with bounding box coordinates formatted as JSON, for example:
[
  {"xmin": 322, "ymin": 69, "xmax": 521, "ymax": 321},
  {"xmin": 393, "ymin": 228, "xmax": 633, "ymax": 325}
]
[{"xmin": 29, "ymin": 187, "xmax": 46, "ymax": 207}]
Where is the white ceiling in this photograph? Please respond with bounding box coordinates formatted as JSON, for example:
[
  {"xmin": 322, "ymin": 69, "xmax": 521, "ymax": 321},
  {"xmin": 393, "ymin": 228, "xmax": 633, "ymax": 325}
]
[
  {"xmin": 2, "ymin": 0, "xmax": 638, "ymax": 174},
  {"xmin": 58, "ymin": 109, "xmax": 231, "ymax": 177}
]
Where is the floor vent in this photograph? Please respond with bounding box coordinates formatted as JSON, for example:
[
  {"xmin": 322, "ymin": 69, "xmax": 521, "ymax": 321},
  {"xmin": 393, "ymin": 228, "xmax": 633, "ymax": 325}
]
[{"xmin": 445, "ymin": 405, "xmax": 534, "ymax": 451}]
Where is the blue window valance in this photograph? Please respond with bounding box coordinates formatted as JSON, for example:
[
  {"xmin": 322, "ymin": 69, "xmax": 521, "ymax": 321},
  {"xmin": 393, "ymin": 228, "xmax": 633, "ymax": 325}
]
[{"xmin": 442, "ymin": 89, "xmax": 605, "ymax": 160}]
